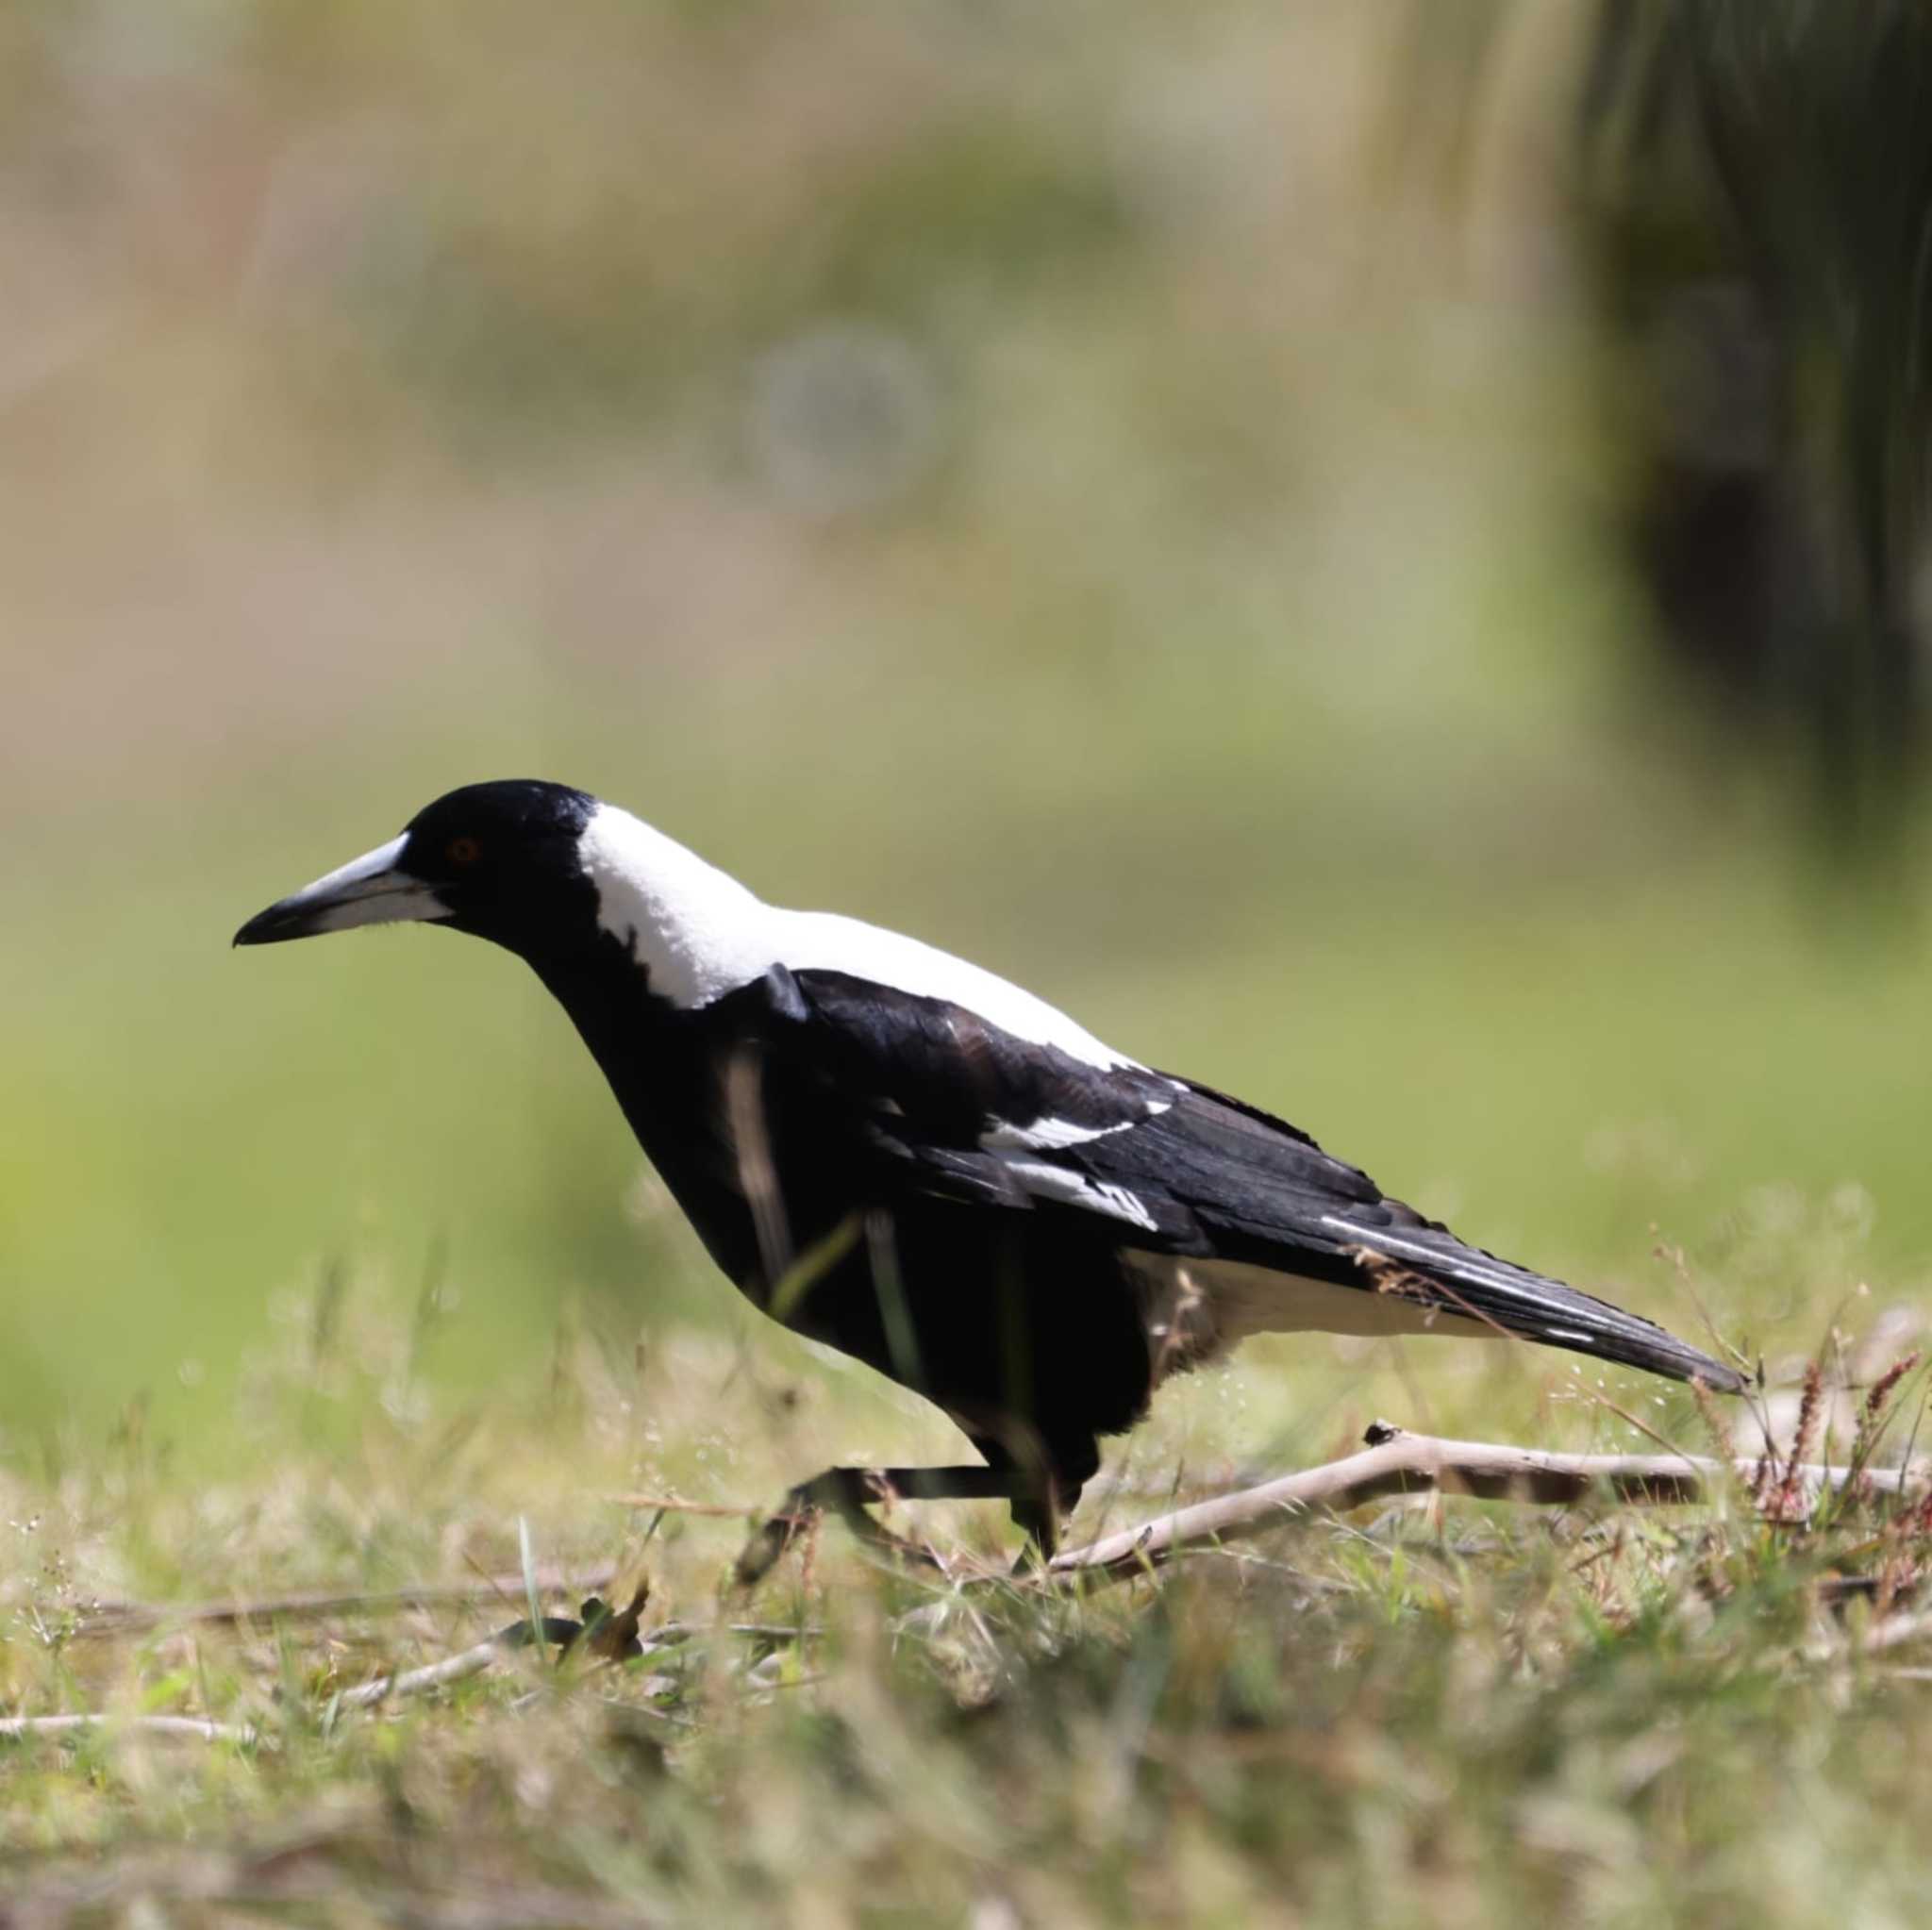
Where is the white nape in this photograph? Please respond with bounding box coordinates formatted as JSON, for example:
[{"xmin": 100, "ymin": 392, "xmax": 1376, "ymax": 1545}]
[{"xmin": 576, "ymin": 803, "xmax": 1135, "ymax": 1070}]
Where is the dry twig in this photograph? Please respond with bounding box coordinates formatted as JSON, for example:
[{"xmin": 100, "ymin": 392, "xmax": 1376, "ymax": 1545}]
[
  {"xmin": 1048, "ymin": 1421, "xmax": 1924, "ymax": 1580},
  {"xmin": 0, "ymin": 1713, "xmax": 260, "ymax": 1745},
  {"xmin": 65, "ymin": 1565, "xmax": 621, "ymax": 1639},
  {"xmin": 1855, "ymin": 1609, "xmax": 1932, "ymax": 1656},
  {"xmin": 334, "ymin": 1639, "xmax": 508, "ymax": 1710},
  {"xmin": 333, "ymin": 1609, "xmax": 814, "ymax": 1711},
  {"xmin": 609, "ymin": 1494, "xmax": 785, "ymax": 1519}
]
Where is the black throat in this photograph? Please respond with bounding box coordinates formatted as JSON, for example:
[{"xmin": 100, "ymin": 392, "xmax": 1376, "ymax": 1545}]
[{"xmin": 523, "ymin": 936, "xmax": 762, "ymax": 1287}]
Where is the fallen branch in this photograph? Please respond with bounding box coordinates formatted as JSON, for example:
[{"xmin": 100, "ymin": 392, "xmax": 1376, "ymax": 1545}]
[
  {"xmin": 0, "ymin": 1713, "xmax": 260, "ymax": 1745},
  {"xmin": 1050, "ymin": 1421, "xmax": 1925, "ymax": 1579}
]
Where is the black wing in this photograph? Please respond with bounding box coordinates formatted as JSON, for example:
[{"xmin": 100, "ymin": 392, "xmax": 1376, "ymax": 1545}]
[
  {"xmin": 1080, "ymin": 1077, "xmax": 1744, "ymax": 1389},
  {"xmin": 741, "ymin": 965, "xmax": 1744, "ymax": 1392}
]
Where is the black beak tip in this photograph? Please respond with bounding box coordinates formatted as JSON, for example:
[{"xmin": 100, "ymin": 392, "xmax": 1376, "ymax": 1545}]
[{"xmin": 233, "ymin": 907, "xmax": 297, "ymax": 948}]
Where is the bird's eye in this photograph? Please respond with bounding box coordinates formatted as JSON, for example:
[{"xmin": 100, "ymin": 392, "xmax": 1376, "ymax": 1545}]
[{"xmin": 446, "ymin": 836, "xmax": 483, "ymax": 866}]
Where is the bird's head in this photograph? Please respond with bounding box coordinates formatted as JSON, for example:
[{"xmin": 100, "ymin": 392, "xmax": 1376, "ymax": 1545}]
[{"xmin": 233, "ymin": 779, "xmax": 601, "ymax": 957}]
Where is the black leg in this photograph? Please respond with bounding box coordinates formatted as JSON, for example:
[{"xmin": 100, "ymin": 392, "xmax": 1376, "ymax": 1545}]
[
  {"xmin": 734, "ymin": 1463, "xmax": 1021, "ymax": 1586},
  {"xmin": 1004, "ymin": 1432, "xmax": 1099, "ymax": 1568},
  {"xmin": 734, "ymin": 1430, "xmax": 1101, "ymax": 1584},
  {"xmin": 1008, "ymin": 1480, "xmax": 1078, "ymax": 1565}
]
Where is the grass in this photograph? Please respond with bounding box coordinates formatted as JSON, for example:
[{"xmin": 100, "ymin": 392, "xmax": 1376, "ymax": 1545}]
[{"xmin": 6, "ymin": 1263, "xmax": 1932, "ymax": 1925}]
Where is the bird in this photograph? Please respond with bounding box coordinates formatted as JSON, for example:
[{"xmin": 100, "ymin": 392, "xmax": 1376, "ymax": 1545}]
[{"xmin": 235, "ymin": 778, "xmax": 1744, "ymax": 1567}]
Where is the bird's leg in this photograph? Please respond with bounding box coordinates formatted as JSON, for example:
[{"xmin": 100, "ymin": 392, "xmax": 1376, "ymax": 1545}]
[
  {"xmin": 997, "ymin": 1434, "xmax": 1096, "ymax": 1572},
  {"xmin": 1008, "ymin": 1482, "xmax": 1068, "ymax": 1568},
  {"xmin": 734, "ymin": 1464, "xmax": 1019, "ymax": 1586}
]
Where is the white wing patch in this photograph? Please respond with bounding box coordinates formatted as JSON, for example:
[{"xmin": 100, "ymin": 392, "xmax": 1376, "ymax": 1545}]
[
  {"xmin": 1000, "ymin": 1158, "xmax": 1160, "ymax": 1231},
  {"xmin": 980, "ymin": 1103, "xmax": 1169, "ymax": 1154},
  {"xmin": 577, "ymin": 803, "xmax": 1136, "ymax": 1070}
]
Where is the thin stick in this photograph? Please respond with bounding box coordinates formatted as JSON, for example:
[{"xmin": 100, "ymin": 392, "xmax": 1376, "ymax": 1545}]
[
  {"xmin": 0, "ymin": 1713, "xmax": 260, "ymax": 1745},
  {"xmin": 1049, "ymin": 1422, "xmax": 1925, "ymax": 1580},
  {"xmin": 334, "ymin": 1639, "xmax": 506, "ymax": 1709},
  {"xmin": 608, "ymin": 1494, "xmax": 779, "ymax": 1519},
  {"xmin": 4, "ymin": 1851, "xmax": 658, "ymax": 1930},
  {"xmin": 63, "ymin": 1565, "xmax": 620, "ymax": 1639},
  {"xmin": 333, "ymin": 1617, "xmax": 819, "ymax": 1712},
  {"xmin": 1857, "ymin": 1610, "xmax": 1932, "ymax": 1656}
]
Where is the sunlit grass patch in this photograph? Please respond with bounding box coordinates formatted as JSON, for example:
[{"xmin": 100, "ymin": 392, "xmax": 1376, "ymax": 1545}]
[{"xmin": 4, "ymin": 1262, "xmax": 1932, "ymax": 1923}]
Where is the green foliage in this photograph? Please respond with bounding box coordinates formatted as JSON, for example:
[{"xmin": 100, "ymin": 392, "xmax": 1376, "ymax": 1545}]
[{"xmin": 1582, "ymin": 1, "xmax": 1932, "ymax": 842}]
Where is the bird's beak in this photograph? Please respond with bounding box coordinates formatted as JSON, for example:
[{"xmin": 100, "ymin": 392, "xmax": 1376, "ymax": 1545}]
[{"xmin": 233, "ymin": 834, "xmax": 448, "ymax": 946}]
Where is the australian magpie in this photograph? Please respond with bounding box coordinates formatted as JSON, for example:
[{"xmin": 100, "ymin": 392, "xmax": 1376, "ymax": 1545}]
[{"xmin": 236, "ymin": 779, "xmax": 1743, "ymax": 1560}]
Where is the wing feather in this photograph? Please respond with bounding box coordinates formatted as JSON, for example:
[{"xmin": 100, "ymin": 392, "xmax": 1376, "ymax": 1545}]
[{"xmin": 737, "ymin": 967, "xmax": 1742, "ymax": 1392}]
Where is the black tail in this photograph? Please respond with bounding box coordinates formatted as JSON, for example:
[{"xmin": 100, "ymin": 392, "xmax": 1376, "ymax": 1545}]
[{"xmin": 1335, "ymin": 1217, "xmax": 1747, "ymax": 1393}]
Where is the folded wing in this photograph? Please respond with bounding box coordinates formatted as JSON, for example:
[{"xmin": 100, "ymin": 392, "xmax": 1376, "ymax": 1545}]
[{"xmin": 741, "ymin": 965, "xmax": 1745, "ymax": 1393}]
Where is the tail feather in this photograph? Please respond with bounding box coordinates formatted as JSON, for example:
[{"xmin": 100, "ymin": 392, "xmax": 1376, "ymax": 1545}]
[{"xmin": 1330, "ymin": 1216, "xmax": 1746, "ymax": 1393}]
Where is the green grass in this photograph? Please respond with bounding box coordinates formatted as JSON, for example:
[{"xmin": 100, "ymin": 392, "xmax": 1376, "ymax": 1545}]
[{"xmin": 4, "ymin": 1276, "xmax": 1930, "ymax": 1926}]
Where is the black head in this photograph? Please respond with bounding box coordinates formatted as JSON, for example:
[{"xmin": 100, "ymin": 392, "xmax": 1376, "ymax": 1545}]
[{"xmin": 233, "ymin": 779, "xmax": 601, "ymax": 957}]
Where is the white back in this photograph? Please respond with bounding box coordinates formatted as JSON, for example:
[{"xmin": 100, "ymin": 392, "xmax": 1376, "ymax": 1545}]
[{"xmin": 576, "ymin": 803, "xmax": 1133, "ymax": 1070}]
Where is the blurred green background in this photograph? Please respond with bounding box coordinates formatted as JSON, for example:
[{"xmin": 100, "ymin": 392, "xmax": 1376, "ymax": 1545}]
[{"xmin": 4, "ymin": 1, "xmax": 1928, "ymax": 1453}]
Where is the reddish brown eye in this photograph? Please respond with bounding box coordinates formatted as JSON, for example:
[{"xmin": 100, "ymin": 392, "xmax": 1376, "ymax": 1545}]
[{"xmin": 446, "ymin": 836, "xmax": 483, "ymax": 866}]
